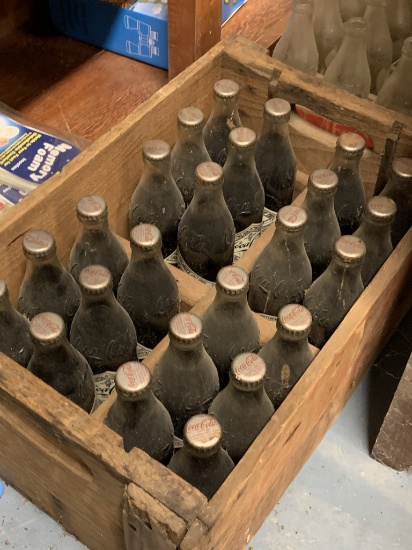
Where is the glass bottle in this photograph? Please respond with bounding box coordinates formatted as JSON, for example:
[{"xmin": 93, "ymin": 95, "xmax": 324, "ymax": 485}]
[
  {"xmin": 104, "ymin": 361, "xmax": 174, "ymax": 464},
  {"xmin": 303, "ymin": 235, "xmax": 365, "ymax": 348},
  {"xmin": 152, "ymin": 312, "xmax": 219, "ymax": 439},
  {"xmin": 313, "ymin": 0, "xmax": 344, "ymax": 74},
  {"xmin": 118, "ymin": 224, "xmax": 180, "ymax": 358},
  {"xmin": 301, "ymin": 168, "xmax": 341, "ymax": 280},
  {"xmin": 129, "ymin": 140, "xmax": 185, "ymax": 261},
  {"xmin": 255, "ymin": 98, "xmax": 297, "ymax": 230},
  {"xmin": 380, "ymin": 157, "xmax": 412, "ymax": 246},
  {"xmin": 375, "ymin": 37, "xmax": 412, "ymax": 115},
  {"xmin": 323, "ymin": 17, "xmax": 371, "ymax": 98},
  {"xmin": 272, "ymin": 0, "xmax": 319, "ymax": 76},
  {"xmin": 68, "ymin": 195, "xmax": 129, "ymax": 294},
  {"xmin": 338, "ymin": 0, "xmax": 366, "ymax": 21},
  {"xmin": 167, "ymin": 414, "xmax": 235, "ymax": 500},
  {"xmin": 27, "ymin": 311, "xmax": 95, "ymax": 412},
  {"xmin": 0, "ymin": 279, "xmax": 33, "ymax": 368},
  {"xmin": 223, "ymin": 127, "xmax": 265, "ymax": 261},
  {"xmin": 328, "ymin": 132, "xmax": 366, "ymax": 234},
  {"xmin": 258, "ymin": 304, "xmax": 315, "ymax": 408},
  {"xmin": 208, "ymin": 352, "xmax": 274, "ymax": 463},
  {"xmin": 353, "ymin": 196, "xmax": 396, "ymax": 285},
  {"xmin": 203, "ymin": 79, "xmax": 242, "ymax": 167},
  {"xmin": 202, "ymin": 266, "xmax": 261, "ymax": 389},
  {"xmin": 170, "ymin": 107, "xmax": 211, "ymax": 206},
  {"xmin": 386, "ymin": 0, "xmax": 412, "ymax": 61},
  {"xmin": 18, "ymin": 229, "xmax": 81, "ymax": 330},
  {"xmin": 177, "ymin": 162, "xmax": 235, "ymax": 284},
  {"xmin": 70, "ymin": 265, "xmax": 137, "ymax": 375},
  {"xmin": 248, "ymin": 205, "xmax": 312, "ymax": 319}
]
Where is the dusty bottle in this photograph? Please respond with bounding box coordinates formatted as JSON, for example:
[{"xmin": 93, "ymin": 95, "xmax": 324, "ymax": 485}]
[
  {"xmin": 0, "ymin": 279, "xmax": 33, "ymax": 368},
  {"xmin": 167, "ymin": 414, "xmax": 235, "ymax": 499},
  {"xmin": 104, "ymin": 361, "xmax": 174, "ymax": 463},
  {"xmin": 386, "ymin": 0, "xmax": 412, "ymax": 61},
  {"xmin": 202, "ymin": 266, "xmax": 261, "ymax": 389},
  {"xmin": 376, "ymin": 37, "xmax": 412, "ymax": 115},
  {"xmin": 248, "ymin": 205, "xmax": 312, "ymax": 319},
  {"xmin": 18, "ymin": 229, "xmax": 81, "ymax": 330},
  {"xmin": 68, "ymin": 195, "xmax": 128, "ymax": 294},
  {"xmin": 118, "ymin": 224, "xmax": 180, "ymax": 358},
  {"xmin": 339, "ymin": 0, "xmax": 366, "ymax": 21},
  {"xmin": 323, "ymin": 17, "xmax": 371, "ymax": 98},
  {"xmin": 328, "ymin": 132, "xmax": 366, "ymax": 234},
  {"xmin": 152, "ymin": 312, "xmax": 219, "ymax": 438},
  {"xmin": 313, "ymin": 0, "xmax": 344, "ymax": 74},
  {"xmin": 203, "ymin": 79, "xmax": 242, "ymax": 167},
  {"xmin": 255, "ymin": 98, "xmax": 297, "ymax": 227},
  {"xmin": 70, "ymin": 265, "xmax": 137, "ymax": 375},
  {"xmin": 272, "ymin": 0, "xmax": 319, "ymax": 75},
  {"xmin": 258, "ymin": 304, "xmax": 315, "ymax": 408},
  {"xmin": 129, "ymin": 140, "xmax": 185, "ymax": 262},
  {"xmin": 301, "ymin": 169, "xmax": 341, "ymax": 280},
  {"xmin": 303, "ymin": 235, "xmax": 365, "ymax": 348},
  {"xmin": 28, "ymin": 311, "xmax": 95, "ymax": 412},
  {"xmin": 177, "ymin": 162, "xmax": 235, "ymax": 284},
  {"xmin": 353, "ymin": 196, "xmax": 396, "ymax": 285},
  {"xmin": 170, "ymin": 107, "xmax": 211, "ymax": 206},
  {"xmin": 380, "ymin": 157, "xmax": 412, "ymax": 246},
  {"xmin": 209, "ymin": 352, "xmax": 274, "ymax": 463}
]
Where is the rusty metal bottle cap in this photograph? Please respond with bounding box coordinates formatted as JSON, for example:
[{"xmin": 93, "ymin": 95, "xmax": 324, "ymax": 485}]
[
  {"xmin": 336, "ymin": 133, "xmax": 365, "ymax": 156},
  {"xmin": 228, "ymin": 127, "xmax": 256, "ymax": 149},
  {"xmin": 264, "ymin": 98, "xmax": 292, "ymax": 122},
  {"xmin": 391, "ymin": 157, "xmax": 412, "ymax": 180},
  {"xmin": 177, "ymin": 107, "xmax": 205, "ymax": 129},
  {"xmin": 229, "ymin": 352, "xmax": 266, "ymax": 389},
  {"xmin": 277, "ymin": 304, "xmax": 312, "ymax": 338},
  {"xmin": 183, "ymin": 414, "xmax": 222, "ymax": 455},
  {"xmin": 78, "ymin": 265, "xmax": 113, "ymax": 295},
  {"xmin": 213, "ymin": 79, "xmax": 240, "ymax": 99},
  {"xmin": 195, "ymin": 162, "xmax": 223, "ymax": 187},
  {"xmin": 22, "ymin": 230, "xmax": 56, "ymax": 260},
  {"xmin": 30, "ymin": 312, "xmax": 65, "ymax": 345},
  {"xmin": 276, "ymin": 205, "xmax": 307, "ymax": 232},
  {"xmin": 308, "ymin": 169, "xmax": 339, "ymax": 194},
  {"xmin": 130, "ymin": 223, "xmax": 161, "ymax": 252},
  {"xmin": 115, "ymin": 361, "xmax": 152, "ymax": 400},
  {"xmin": 334, "ymin": 236, "xmax": 366, "ymax": 264},
  {"xmin": 76, "ymin": 195, "xmax": 108, "ymax": 223},
  {"xmin": 0, "ymin": 280, "xmax": 8, "ymax": 302},
  {"xmin": 142, "ymin": 140, "xmax": 171, "ymax": 162},
  {"xmin": 216, "ymin": 266, "xmax": 249, "ymax": 295},
  {"xmin": 364, "ymin": 196, "xmax": 397, "ymax": 224},
  {"xmin": 169, "ymin": 312, "xmax": 203, "ymax": 346}
]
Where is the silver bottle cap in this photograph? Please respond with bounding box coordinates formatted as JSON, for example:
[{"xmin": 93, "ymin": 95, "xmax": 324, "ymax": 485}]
[
  {"xmin": 264, "ymin": 98, "xmax": 292, "ymax": 122},
  {"xmin": 78, "ymin": 265, "xmax": 113, "ymax": 295},
  {"xmin": 177, "ymin": 107, "xmax": 205, "ymax": 129},
  {"xmin": 277, "ymin": 304, "xmax": 312, "ymax": 338},
  {"xmin": 184, "ymin": 414, "xmax": 222, "ymax": 454},
  {"xmin": 336, "ymin": 133, "xmax": 365, "ymax": 156},
  {"xmin": 230, "ymin": 352, "xmax": 266, "ymax": 389},
  {"xmin": 169, "ymin": 312, "xmax": 203, "ymax": 345},
  {"xmin": 276, "ymin": 205, "xmax": 307, "ymax": 232},
  {"xmin": 30, "ymin": 312, "xmax": 65, "ymax": 345},
  {"xmin": 216, "ymin": 266, "xmax": 249, "ymax": 295},
  {"xmin": 308, "ymin": 169, "xmax": 339, "ymax": 194},
  {"xmin": 213, "ymin": 79, "xmax": 240, "ymax": 99},
  {"xmin": 365, "ymin": 196, "xmax": 397, "ymax": 224},
  {"xmin": 0, "ymin": 280, "xmax": 8, "ymax": 301},
  {"xmin": 130, "ymin": 223, "xmax": 161, "ymax": 252},
  {"xmin": 334, "ymin": 236, "xmax": 366, "ymax": 264},
  {"xmin": 115, "ymin": 361, "xmax": 152, "ymax": 400},
  {"xmin": 392, "ymin": 157, "xmax": 412, "ymax": 181},
  {"xmin": 22, "ymin": 230, "xmax": 56, "ymax": 260},
  {"xmin": 142, "ymin": 140, "xmax": 170, "ymax": 162},
  {"xmin": 195, "ymin": 162, "xmax": 223, "ymax": 187},
  {"xmin": 76, "ymin": 195, "xmax": 108, "ymax": 223},
  {"xmin": 229, "ymin": 127, "xmax": 256, "ymax": 149}
]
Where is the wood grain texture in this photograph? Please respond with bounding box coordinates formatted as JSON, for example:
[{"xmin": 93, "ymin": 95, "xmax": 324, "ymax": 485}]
[{"xmin": 0, "ymin": 0, "xmax": 48, "ymax": 38}]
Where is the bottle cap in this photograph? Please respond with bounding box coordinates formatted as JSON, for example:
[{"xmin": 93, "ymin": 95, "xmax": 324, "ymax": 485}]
[
  {"xmin": 216, "ymin": 266, "xmax": 249, "ymax": 295},
  {"xmin": 0, "ymin": 280, "xmax": 8, "ymax": 302},
  {"xmin": 228, "ymin": 127, "xmax": 256, "ymax": 149},
  {"xmin": 265, "ymin": 98, "xmax": 292, "ymax": 122},
  {"xmin": 183, "ymin": 414, "xmax": 222, "ymax": 455},
  {"xmin": 76, "ymin": 195, "xmax": 108, "ymax": 223},
  {"xmin": 177, "ymin": 107, "xmax": 205, "ymax": 129},
  {"xmin": 195, "ymin": 162, "xmax": 223, "ymax": 187},
  {"xmin": 213, "ymin": 79, "xmax": 240, "ymax": 99},
  {"xmin": 130, "ymin": 223, "xmax": 162, "ymax": 252},
  {"xmin": 336, "ymin": 132, "xmax": 365, "ymax": 156},
  {"xmin": 142, "ymin": 140, "xmax": 171, "ymax": 162},
  {"xmin": 277, "ymin": 304, "xmax": 312, "ymax": 339},
  {"xmin": 334, "ymin": 236, "xmax": 366, "ymax": 264},
  {"xmin": 78, "ymin": 265, "xmax": 113, "ymax": 295},
  {"xmin": 169, "ymin": 312, "xmax": 203, "ymax": 346},
  {"xmin": 308, "ymin": 169, "xmax": 339, "ymax": 194},
  {"xmin": 276, "ymin": 205, "xmax": 307, "ymax": 232},
  {"xmin": 230, "ymin": 352, "xmax": 266, "ymax": 389},
  {"xmin": 391, "ymin": 157, "xmax": 412, "ymax": 181},
  {"xmin": 115, "ymin": 361, "xmax": 152, "ymax": 400},
  {"xmin": 364, "ymin": 196, "xmax": 397, "ymax": 224},
  {"xmin": 22, "ymin": 230, "xmax": 57, "ymax": 260},
  {"xmin": 30, "ymin": 312, "xmax": 65, "ymax": 345}
]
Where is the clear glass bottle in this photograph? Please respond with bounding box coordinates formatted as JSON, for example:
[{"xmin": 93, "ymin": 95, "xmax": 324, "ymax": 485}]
[
  {"xmin": 258, "ymin": 304, "xmax": 315, "ymax": 408},
  {"xmin": 0, "ymin": 279, "xmax": 33, "ymax": 368},
  {"xmin": 323, "ymin": 17, "xmax": 372, "ymax": 98},
  {"xmin": 202, "ymin": 266, "xmax": 261, "ymax": 389},
  {"xmin": 18, "ymin": 229, "xmax": 81, "ymax": 330},
  {"xmin": 338, "ymin": 0, "xmax": 366, "ymax": 21},
  {"xmin": 203, "ymin": 79, "xmax": 242, "ymax": 167},
  {"xmin": 152, "ymin": 312, "xmax": 219, "ymax": 439},
  {"xmin": 208, "ymin": 352, "xmax": 274, "ymax": 463},
  {"xmin": 386, "ymin": 0, "xmax": 412, "ymax": 61},
  {"xmin": 177, "ymin": 162, "xmax": 235, "ymax": 284},
  {"xmin": 376, "ymin": 37, "xmax": 412, "ymax": 115},
  {"xmin": 272, "ymin": 0, "xmax": 319, "ymax": 75},
  {"xmin": 303, "ymin": 235, "xmax": 365, "ymax": 348},
  {"xmin": 248, "ymin": 205, "xmax": 312, "ymax": 319},
  {"xmin": 313, "ymin": 0, "xmax": 345, "ymax": 74},
  {"xmin": 167, "ymin": 414, "xmax": 235, "ymax": 500},
  {"xmin": 328, "ymin": 132, "xmax": 367, "ymax": 234},
  {"xmin": 28, "ymin": 311, "xmax": 95, "ymax": 412},
  {"xmin": 170, "ymin": 107, "xmax": 211, "ymax": 206},
  {"xmin": 255, "ymin": 98, "xmax": 297, "ymax": 229},
  {"xmin": 301, "ymin": 169, "xmax": 341, "ymax": 280},
  {"xmin": 118, "ymin": 224, "xmax": 180, "ymax": 358},
  {"xmin": 353, "ymin": 196, "xmax": 396, "ymax": 285},
  {"xmin": 129, "ymin": 140, "xmax": 185, "ymax": 262},
  {"xmin": 104, "ymin": 361, "xmax": 174, "ymax": 463},
  {"xmin": 69, "ymin": 195, "xmax": 129, "ymax": 294},
  {"xmin": 70, "ymin": 265, "xmax": 137, "ymax": 375}
]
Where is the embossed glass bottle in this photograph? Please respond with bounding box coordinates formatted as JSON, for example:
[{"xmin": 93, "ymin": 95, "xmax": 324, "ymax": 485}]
[
  {"xmin": 202, "ymin": 266, "xmax": 260, "ymax": 389},
  {"xmin": 338, "ymin": 0, "xmax": 366, "ymax": 21},
  {"xmin": 386, "ymin": 0, "xmax": 412, "ymax": 61},
  {"xmin": 313, "ymin": 0, "xmax": 344, "ymax": 74},
  {"xmin": 69, "ymin": 195, "xmax": 129, "ymax": 294}
]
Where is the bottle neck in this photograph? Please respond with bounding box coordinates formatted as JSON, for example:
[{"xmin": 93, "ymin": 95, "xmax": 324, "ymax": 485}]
[
  {"xmin": 327, "ymin": 257, "xmax": 363, "ymax": 281},
  {"xmin": 304, "ymin": 187, "xmax": 336, "ymax": 211},
  {"xmin": 142, "ymin": 158, "xmax": 173, "ymax": 185},
  {"xmin": 229, "ymin": 380, "xmax": 265, "ymax": 397},
  {"xmin": 0, "ymin": 295, "xmax": 16, "ymax": 315},
  {"xmin": 277, "ymin": 332, "xmax": 310, "ymax": 351},
  {"xmin": 25, "ymin": 254, "xmax": 64, "ymax": 274},
  {"xmin": 80, "ymin": 288, "xmax": 117, "ymax": 306},
  {"xmin": 130, "ymin": 246, "xmax": 164, "ymax": 265},
  {"xmin": 176, "ymin": 125, "xmax": 205, "ymax": 147},
  {"xmin": 192, "ymin": 183, "xmax": 225, "ymax": 206},
  {"xmin": 31, "ymin": 336, "xmax": 74, "ymax": 366},
  {"xmin": 168, "ymin": 339, "xmax": 205, "ymax": 359},
  {"xmin": 225, "ymin": 145, "xmax": 256, "ymax": 168},
  {"xmin": 214, "ymin": 288, "xmax": 249, "ymax": 307},
  {"xmin": 117, "ymin": 390, "xmax": 155, "ymax": 417},
  {"xmin": 210, "ymin": 97, "xmax": 239, "ymax": 119},
  {"xmin": 356, "ymin": 216, "xmax": 392, "ymax": 240},
  {"xmin": 270, "ymin": 226, "xmax": 305, "ymax": 248},
  {"xmin": 329, "ymin": 150, "xmax": 362, "ymax": 172},
  {"xmin": 260, "ymin": 117, "xmax": 290, "ymax": 139},
  {"xmin": 79, "ymin": 218, "xmax": 110, "ymax": 237},
  {"xmin": 395, "ymin": 52, "xmax": 412, "ymax": 74}
]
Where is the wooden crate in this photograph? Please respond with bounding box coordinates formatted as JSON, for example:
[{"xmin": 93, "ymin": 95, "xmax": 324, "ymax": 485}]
[{"xmin": 1, "ymin": 36, "xmax": 411, "ymax": 550}]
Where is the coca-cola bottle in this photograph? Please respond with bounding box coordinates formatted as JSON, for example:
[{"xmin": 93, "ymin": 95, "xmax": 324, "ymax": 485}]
[
  {"xmin": 339, "ymin": 0, "xmax": 366, "ymax": 21},
  {"xmin": 386, "ymin": 0, "xmax": 412, "ymax": 61},
  {"xmin": 28, "ymin": 311, "xmax": 95, "ymax": 412},
  {"xmin": 258, "ymin": 304, "xmax": 314, "ymax": 407},
  {"xmin": 208, "ymin": 352, "xmax": 274, "ymax": 463},
  {"xmin": 313, "ymin": 0, "xmax": 344, "ymax": 74},
  {"xmin": 167, "ymin": 414, "xmax": 235, "ymax": 499},
  {"xmin": 68, "ymin": 195, "xmax": 128, "ymax": 294},
  {"xmin": 104, "ymin": 361, "xmax": 174, "ymax": 464}
]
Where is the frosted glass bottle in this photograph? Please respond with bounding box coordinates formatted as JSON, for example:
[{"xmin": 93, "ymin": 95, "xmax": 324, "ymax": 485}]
[
  {"xmin": 353, "ymin": 196, "xmax": 396, "ymax": 285},
  {"xmin": 386, "ymin": 0, "xmax": 412, "ymax": 61},
  {"xmin": 259, "ymin": 304, "xmax": 315, "ymax": 408},
  {"xmin": 272, "ymin": 0, "xmax": 319, "ymax": 75},
  {"xmin": 323, "ymin": 17, "xmax": 371, "ymax": 98},
  {"xmin": 338, "ymin": 0, "xmax": 366, "ymax": 21},
  {"xmin": 203, "ymin": 79, "xmax": 242, "ymax": 167},
  {"xmin": 171, "ymin": 107, "xmax": 212, "ymax": 206},
  {"xmin": 313, "ymin": 0, "xmax": 344, "ymax": 74},
  {"xmin": 303, "ymin": 236, "xmax": 365, "ymax": 348}
]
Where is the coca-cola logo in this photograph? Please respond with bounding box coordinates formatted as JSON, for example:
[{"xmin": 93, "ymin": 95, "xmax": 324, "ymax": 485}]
[
  {"xmin": 339, "ymin": 236, "xmax": 365, "ymax": 252},
  {"xmin": 281, "ymin": 206, "xmax": 305, "ymax": 225},
  {"xmin": 369, "ymin": 196, "xmax": 395, "ymax": 215},
  {"xmin": 198, "ymin": 162, "xmax": 221, "ymax": 180},
  {"xmin": 232, "ymin": 127, "xmax": 254, "ymax": 145},
  {"xmin": 187, "ymin": 416, "xmax": 217, "ymax": 433},
  {"xmin": 34, "ymin": 312, "xmax": 61, "ymax": 337},
  {"xmin": 135, "ymin": 224, "xmax": 155, "ymax": 244},
  {"xmin": 171, "ymin": 313, "xmax": 199, "ymax": 336},
  {"xmin": 312, "ymin": 169, "xmax": 337, "ymax": 186},
  {"xmin": 234, "ymin": 353, "xmax": 265, "ymax": 379},
  {"xmin": 82, "ymin": 265, "xmax": 109, "ymax": 284},
  {"xmin": 80, "ymin": 195, "xmax": 103, "ymax": 214},
  {"xmin": 221, "ymin": 266, "xmax": 245, "ymax": 287},
  {"xmin": 119, "ymin": 362, "xmax": 149, "ymax": 390},
  {"xmin": 180, "ymin": 107, "xmax": 202, "ymax": 124},
  {"xmin": 24, "ymin": 231, "xmax": 52, "ymax": 250},
  {"xmin": 280, "ymin": 304, "xmax": 311, "ymax": 328},
  {"xmin": 144, "ymin": 140, "xmax": 168, "ymax": 156}
]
